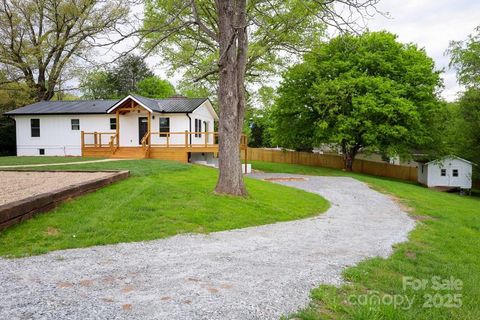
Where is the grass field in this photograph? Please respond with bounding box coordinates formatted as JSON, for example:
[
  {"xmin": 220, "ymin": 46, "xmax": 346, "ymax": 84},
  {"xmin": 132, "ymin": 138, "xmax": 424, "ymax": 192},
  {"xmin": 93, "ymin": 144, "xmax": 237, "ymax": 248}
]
[
  {"xmin": 251, "ymin": 161, "xmax": 480, "ymax": 320},
  {"xmin": 0, "ymin": 156, "xmax": 100, "ymax": 166},
  {"xmin": 0, "ymin": 159, "xmax": 329, "ymax": 258}
]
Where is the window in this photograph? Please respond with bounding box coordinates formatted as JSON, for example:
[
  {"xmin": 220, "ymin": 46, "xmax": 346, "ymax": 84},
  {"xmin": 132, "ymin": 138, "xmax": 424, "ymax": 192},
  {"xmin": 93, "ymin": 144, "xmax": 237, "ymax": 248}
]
[
  {"xmin": 71, "ymin": 119, "xmax": 80, "ymax": 130},
  {"xmin": 110, "ymin": 118, "xmax": 117, "ymax": 130},
  {"xmin": 39, "ymin": 148, "xmax": 45, "ymax": 155},
  {"xmin": 452, "ymin": 169, "xmax": 459, "ymax": 177},
  {"xmin": 195, "ymin": 119, "xmax": 202, "ymax": 137},
  {"xmin": 441, "ymin": 169, "xmax": 446, "ymax": 177},
  {"xmin": 31, "ymin": 119, "xmax": 40, "ymax": 137},
  {"xmin": 159, "ymin": 117, "xmax": 170, "ymax": 137}
]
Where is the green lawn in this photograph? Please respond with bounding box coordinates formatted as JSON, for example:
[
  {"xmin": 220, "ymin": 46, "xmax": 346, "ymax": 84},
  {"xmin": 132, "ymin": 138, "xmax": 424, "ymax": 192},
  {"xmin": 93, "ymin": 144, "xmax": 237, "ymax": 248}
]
[
  {"xmin": 0, "ymin": 160, "xmax": 329, "ymax": 258},
  {"xmin": 0, "ymin": 156, "xmax": 100, "ymax": 166},
  {"xmin": 252, "ymin": 161, "xmax": 480, "ymax": 320}
]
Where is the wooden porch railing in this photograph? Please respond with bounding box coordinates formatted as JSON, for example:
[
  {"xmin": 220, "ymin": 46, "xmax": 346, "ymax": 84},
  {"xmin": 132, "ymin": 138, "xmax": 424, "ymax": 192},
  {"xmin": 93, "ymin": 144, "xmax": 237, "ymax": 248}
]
[
  {"xmin": 82, "ymin": 131, "xmax": 247, "ymax": 148},
  {"xmin": 141, "ymin": 131, "xmax": 150, "ymax": 157},
  {"xmin": 81, "ymin": 131, "xmax": 118, "ymax": 148}
]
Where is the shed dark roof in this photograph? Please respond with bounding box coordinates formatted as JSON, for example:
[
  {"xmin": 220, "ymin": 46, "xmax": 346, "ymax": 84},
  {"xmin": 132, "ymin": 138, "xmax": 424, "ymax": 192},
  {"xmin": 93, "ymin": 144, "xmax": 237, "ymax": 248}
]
[{"xmin": 4, "ymin": 94, "xmax": 208, "ymax": 115}]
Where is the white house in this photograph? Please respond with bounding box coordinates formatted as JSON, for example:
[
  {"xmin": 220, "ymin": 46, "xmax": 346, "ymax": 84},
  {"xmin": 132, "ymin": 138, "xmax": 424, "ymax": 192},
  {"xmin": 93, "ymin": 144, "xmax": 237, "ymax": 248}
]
[
  {"xmin": 417, "ymin": 156, "xmax": 474, "ymax": 190},
  {"xmin": 5, "ymin": 94, "xmax": 249, "ymax": 169}
]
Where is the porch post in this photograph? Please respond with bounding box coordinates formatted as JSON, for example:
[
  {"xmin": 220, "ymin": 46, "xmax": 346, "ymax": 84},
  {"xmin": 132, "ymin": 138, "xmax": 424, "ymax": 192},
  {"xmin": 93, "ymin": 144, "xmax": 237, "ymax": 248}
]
[
  {"xmin": 244, "ymin": 136, "xmax": 248, "ymax": 174},
  {"xmin": 116, "ymin": 110, "xmax": 120, "ymax": 147},
  {"xmin": 81, "ymin": 131, "xmax": 84, "ymax": 156},
  {"xmin": 147, "ymin": 111, "xmax": 151, "ymax": 143}
]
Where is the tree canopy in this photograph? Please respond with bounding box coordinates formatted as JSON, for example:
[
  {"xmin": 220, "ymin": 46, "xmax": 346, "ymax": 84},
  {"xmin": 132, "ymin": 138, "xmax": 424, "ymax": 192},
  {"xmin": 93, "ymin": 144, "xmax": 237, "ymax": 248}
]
[
  {"xmin": 443, "ymin": 26, "xmax": 480, "ymax": 167},
  {"xmin": 0, "ymin": 0, "xmax": 132, "ymax": 101},
  {"xmin": 271, "ymin": 31, "xmax": 442, "ymax": 170},
  {"xmin": 80, "ymin": 54, "xmax": 175, "ymax": 99},
  {"xmin": 449, "ymin": 26, "xmax": 480, "ymax": 88},
  {"xmin": 142, "ymin": 0, "xmax": 379, "ymax": 93},
  {"xmin": 136, "ymin": 76, "xmax": 176, "ymax": 99},
  {"xmin": 141, "ymin": 0, "xmax": 380, "ymax": 195}
]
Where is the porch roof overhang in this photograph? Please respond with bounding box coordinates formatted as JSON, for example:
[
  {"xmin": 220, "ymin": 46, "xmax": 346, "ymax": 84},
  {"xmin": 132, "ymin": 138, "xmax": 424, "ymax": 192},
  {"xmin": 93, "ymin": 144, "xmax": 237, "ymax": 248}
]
[{"xmin": 107, "ymin": 95, "xmax": 154, "ymax": 114}]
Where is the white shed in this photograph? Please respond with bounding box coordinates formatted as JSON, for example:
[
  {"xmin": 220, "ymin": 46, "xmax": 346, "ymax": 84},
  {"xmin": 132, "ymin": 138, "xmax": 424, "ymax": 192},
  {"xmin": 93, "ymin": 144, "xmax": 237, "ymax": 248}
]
[{"xmin": 417, "ymin": 156, "xmax": 474, "ymax": 190}]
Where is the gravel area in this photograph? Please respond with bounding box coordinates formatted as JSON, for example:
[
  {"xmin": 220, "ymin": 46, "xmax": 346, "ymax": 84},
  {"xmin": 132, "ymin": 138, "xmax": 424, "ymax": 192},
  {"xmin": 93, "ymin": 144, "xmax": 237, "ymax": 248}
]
[
  {"xmin": 0, "ymin": 173, "xmax": 415, "ymax": 319},
  {"xmin": 0, "ymin": 171, "xmax": 117, "ymax": 205}
]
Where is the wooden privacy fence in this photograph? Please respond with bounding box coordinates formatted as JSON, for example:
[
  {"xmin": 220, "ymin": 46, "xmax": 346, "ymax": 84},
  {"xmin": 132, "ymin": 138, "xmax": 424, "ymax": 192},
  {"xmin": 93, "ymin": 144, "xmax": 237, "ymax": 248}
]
[{"xmin": 243, "ymin": 148, "xmax": 418, "ymax": 182}]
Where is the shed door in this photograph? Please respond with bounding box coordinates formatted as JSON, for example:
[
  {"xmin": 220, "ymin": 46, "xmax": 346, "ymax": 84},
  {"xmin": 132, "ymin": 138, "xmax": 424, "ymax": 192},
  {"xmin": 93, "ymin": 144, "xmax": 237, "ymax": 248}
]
[{"xmin": 450, "ymin": 167, "xmax": 461, "ymax": 186}]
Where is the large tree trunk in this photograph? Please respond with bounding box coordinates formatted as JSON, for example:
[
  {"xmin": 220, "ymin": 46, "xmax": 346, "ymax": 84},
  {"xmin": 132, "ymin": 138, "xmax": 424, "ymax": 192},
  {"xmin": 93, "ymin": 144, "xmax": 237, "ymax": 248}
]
[
  {"xmin": 341, "ymin": 141, "xmax": 359, "ymax": 172},
  {"xmin": 214, "ymin": 0, "xmax": 248, "ymax": 196}
]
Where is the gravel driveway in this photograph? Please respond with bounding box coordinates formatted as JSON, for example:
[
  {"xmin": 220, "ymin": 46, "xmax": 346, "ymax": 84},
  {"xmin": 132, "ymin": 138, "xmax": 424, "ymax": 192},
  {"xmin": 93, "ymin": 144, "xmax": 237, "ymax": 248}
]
[{"xmin": 0, "ymin": 173, "xmax": 415, "ymax": 320}]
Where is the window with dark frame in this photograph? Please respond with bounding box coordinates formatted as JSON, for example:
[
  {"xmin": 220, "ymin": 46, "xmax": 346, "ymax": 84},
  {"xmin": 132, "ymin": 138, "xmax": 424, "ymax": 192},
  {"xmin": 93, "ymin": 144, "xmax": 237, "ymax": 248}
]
[
  {"xmin": 71, "ymin": 119, "xmax": 80, "ymax": 130},
  {"xmin": 39, "ymin": 148, "xmax": 45, "ymax": 155},
  {"xmin": 110, "ymin": 118, "xmax": 117, "ymax": 130},
  {"xmin": 452, "ymin": 169, "xmax": 459, "ymax": 177},
  {"xmin": 31, "ymin": 119, "xmax": 40, "ymax": 137},
  {"xmin": 441, "ymin": 169, "xmax": 446, "ymax": 177},
  {"xmin": 195, "ymin": 119, "xmax": 202, "ymax": 137},
  {"xmin": 159, "ymin": 117, "xmax": 170, "ymax": 137}
]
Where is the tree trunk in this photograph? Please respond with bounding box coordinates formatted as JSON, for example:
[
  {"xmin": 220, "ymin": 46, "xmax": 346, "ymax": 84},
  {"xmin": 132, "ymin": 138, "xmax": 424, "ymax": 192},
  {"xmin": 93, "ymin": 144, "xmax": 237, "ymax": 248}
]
[
  {"xmin": 214, "ymin": 0, "xmax": 248, "ymax": 196},
  {"xmin": 343, "ymin": 152, "xmax": 354, "ymax": 171},
  {"xmin": 341, "ymin": 142, "xmax": 359, "ymax": 172}
]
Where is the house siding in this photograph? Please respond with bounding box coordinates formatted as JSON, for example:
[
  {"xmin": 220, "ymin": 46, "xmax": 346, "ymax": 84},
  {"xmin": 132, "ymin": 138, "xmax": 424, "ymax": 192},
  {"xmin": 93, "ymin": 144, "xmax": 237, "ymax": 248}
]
[
  {"xmin": 14, "ymin": 114, "xmax": 113, "ymax": 156},
  {"xmin": 11, "ymin": 100, "xmax": 217, "ymax": 157}
]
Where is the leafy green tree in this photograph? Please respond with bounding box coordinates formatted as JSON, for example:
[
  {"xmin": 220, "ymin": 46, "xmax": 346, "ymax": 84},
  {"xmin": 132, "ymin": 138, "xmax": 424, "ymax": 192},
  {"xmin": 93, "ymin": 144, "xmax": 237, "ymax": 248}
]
[
  {"xmin": 447, "ymin": 26, "xmax": 480, "ymax": 167},
  {"xmin": 142, "ymin": 0, "xmax": 379, "ymax": 195},
  {"xmin": 0, "ymin": 75, "xmax": 34, "ymax": 155},
  {"xmin": 449, "ymin": 26, "xmax": 480, "ymax": 88},
  {"xmin": 0, "ymin": 0, "xmax": 131, "ymax": 101},
  {"xmin": 136, "ymin": 76, "xmax": 175, "ymax": 98},
  {"xmin": 246, "ymin": 86, "xmax": 276, "ymax": 147},
  {"xmin": 271, "ymin": 32, "xmax": 442, "ymax": 170},
  {"xmin": 112, "ymin": 55, "xmax": 154, "ymax": 96},
  {"xmin": 80, "ymin": 70, "xmax": 118, "ymax": 100},
  {"xmin": 80, "ymin": 55, "xmax": 175, "ymax": 99}
]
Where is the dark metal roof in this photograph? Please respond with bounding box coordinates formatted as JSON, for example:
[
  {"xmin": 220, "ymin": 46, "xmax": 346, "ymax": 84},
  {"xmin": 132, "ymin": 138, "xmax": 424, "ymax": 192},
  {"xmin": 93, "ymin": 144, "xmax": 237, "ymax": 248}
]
[
  {"xmin": 129, "ymin": 94, "xmax": 208, "ymax": 113},
  {"xmin": 4, "ymin": 100, "xmax": 117, "ymax": 115},
  {"xmin": 4, "ymin": 94, "xmax": 209, "ymax": 115}
]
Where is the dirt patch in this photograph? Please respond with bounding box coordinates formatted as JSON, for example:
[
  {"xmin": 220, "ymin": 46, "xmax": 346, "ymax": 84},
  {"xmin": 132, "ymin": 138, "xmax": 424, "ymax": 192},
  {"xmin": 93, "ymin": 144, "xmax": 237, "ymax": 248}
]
[
  {"xmin": 263, "ymin": 177, "xmax": 308, "ymax": 182},
  {"xmin": 44, "ymin": 227, "xmax": 61, "ymax": 236},
  {"xmin": 122, "ymin": 285, "xmax": 135, "ymax": 293},
  {"xmin": 405, "ymin": 251, "xmax": 417, "ymax": 259},
  {"xmin": 411, "ymin": 215, "xmax": 438, "ymax": 221},
  {"xmin": 79, "ymin": 279, "xmax": 94, "ymax": 287},
  {"xmin": 207, "ymin": 287, "xmax": 219, "ymax": 294},
  {"xmin": 388, "ymin": 195, "xmax": 414, "ymax": 213},
  {"xmin": 122, "ymin": 304, "xmax": 132, "ymax": 311},
  {"xmin": 57, "ymin": 281, "xmax": 73, "ymax": 289}
]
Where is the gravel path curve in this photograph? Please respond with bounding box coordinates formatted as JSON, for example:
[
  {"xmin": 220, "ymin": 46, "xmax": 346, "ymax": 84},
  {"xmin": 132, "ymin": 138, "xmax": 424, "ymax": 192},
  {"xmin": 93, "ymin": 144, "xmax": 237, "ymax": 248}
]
[{"xmin": 0, "ymin": 173, "xmax": 415, "ymax": 320}]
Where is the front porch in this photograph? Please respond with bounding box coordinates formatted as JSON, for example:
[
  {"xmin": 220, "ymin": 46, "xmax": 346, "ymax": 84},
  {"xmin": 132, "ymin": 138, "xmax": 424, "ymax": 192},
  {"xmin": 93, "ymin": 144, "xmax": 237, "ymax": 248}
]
[
  {"xmin": 81, "ymin": 130, "xmax": 248, "ymax": 164},
  {"xmin": 80, "ymin": 95, "xmax": 248, "ymax": 165}
]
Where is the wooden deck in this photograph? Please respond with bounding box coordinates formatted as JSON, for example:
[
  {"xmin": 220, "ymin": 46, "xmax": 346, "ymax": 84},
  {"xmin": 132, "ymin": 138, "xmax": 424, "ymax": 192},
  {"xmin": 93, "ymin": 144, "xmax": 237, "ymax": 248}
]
[{"xmin": 81, "ymin": 131, "xmax": 247, "ymax": 163}]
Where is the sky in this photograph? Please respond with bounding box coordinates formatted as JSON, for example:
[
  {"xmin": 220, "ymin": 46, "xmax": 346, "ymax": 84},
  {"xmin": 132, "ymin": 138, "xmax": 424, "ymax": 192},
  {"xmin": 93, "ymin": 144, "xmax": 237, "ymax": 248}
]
[
  {"xmin": 108, "ymin": 0, "xmax": 480, "ymax": 102},
  {"xmin": 336, "ymin": 0, "xmax": 480, "ymax": 101}
]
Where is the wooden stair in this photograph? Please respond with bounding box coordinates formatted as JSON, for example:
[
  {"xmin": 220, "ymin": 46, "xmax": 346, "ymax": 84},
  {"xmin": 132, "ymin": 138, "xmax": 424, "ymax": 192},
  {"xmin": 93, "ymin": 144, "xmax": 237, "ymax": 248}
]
[{"xmin": 111, "ymin": 147, "xmax": 146, "ymax": 159}]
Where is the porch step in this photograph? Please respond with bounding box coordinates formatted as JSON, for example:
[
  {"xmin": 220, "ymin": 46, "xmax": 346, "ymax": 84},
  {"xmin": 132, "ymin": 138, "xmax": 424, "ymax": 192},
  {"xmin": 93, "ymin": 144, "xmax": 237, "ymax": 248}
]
[{"xmin": 112, "ymin": 147, "xmax": 146, "ymax": 159}]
